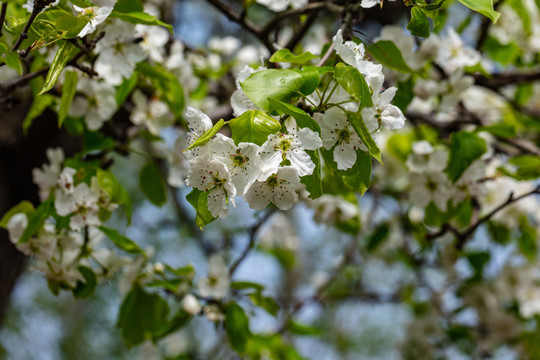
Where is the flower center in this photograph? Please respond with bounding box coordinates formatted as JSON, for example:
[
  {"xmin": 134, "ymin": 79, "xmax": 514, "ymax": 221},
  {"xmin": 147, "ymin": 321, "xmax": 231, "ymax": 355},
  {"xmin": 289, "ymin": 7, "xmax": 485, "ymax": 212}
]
[
  {"xmin": 265, "ymin": 175, "xmax": 280, "ymax": 188},
  {"xmin": 336, "ymin": 128, "xmax": 351, "ymax": 144},
  {"xmin": 229, "ymin": 152, "xmax": 248, "ymax": 169}
]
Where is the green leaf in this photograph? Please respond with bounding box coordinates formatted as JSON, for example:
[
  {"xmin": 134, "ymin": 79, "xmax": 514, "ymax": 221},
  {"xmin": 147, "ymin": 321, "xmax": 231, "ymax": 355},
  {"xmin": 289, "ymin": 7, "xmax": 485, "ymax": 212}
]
[
  {"xmin": 56, "ymin": 14, "xmax": 88, "ymax": 38},
  {"xmin": 4, "ymin": 51, "xmax": 23, "ymax": 75},
  {"xmin": 23, "ymin": 94, "xmax": 55, "ymax": 134},
  {"xmin": 97, "ymin": 169, "xmax": 125, "ymax": 204},
  {"xmin": 366, "ymin": 223, "xmax": 389, "ymax": 252},
  {"xmin": 347, "ymin": 112, "xmax": 382, "ymax": 164},
  {"xmin": 229, "ymin": 110, "xmax": 281, "ymax": 146},
  {"xmin": 117, "ymin": 287, "xmax": 170, "ymax": 347},
  {"xmin": 508, "ymin": 155, "xmax": 540, "ymax": 180},
  {"xmin": 288, "ymin": 321, "xmax": 322, "ymax": 336},
  {"xmin": 114, "ymin": 0, "xmax": 144, "ymax": 13},
  {"xmin": 136, "ymin": 62, "xmax": 184, "ymax": 117},
  {"xmin": 39, "ymin": 41, "xmax": 78, "ymax": 95},
  {"xmin": 321, "ymin": 148, "xmax": 371, "ymax": 195},
  {"xmin": 445, "ymin": 131, "xmax": 486, "ymax": 183},
  {"xmin": 73, "ymin": 266, "xmax": 97, "ymax": 299},
  {"xmin": 231, "ymin": 281, "xmax": 265, "ymax": 292},
  {"xmin": 267, "ymin": 98, "xmax": 320, "ymax": 133},
  {"xmin": 478, "ymin": 123, "xmax": 516, "ymax": 138},
  {"xmin": 269, "ymin": 48, "xmax": 318, "ymax": 64},
  {"xmin": 98, "ymin": 226, "xmax": 144, "ymax": 254},
  {"xmin": 334, "ymin": 63, "xmax": 373, "ymax": 109},
  {"xmin": 249, "ymin": 293, "xmax": 279, "ymax": 316},
  {"xmin": 116, "ymin": 71, "xmax": 138, "ymax": 106},
  {"xmin": 185, "ymin": 119, "xmax": 225, "ymax": 151},
  {"xmin": 292, "ymin": 68, "xmax": 320, "ymax": 96},
  {"xmin": 139, "ymin": 162, "xmax": 167, "ymax": 207},
  {"xmin": 0, "ymin": 201, "xmax": 34, "ymax": 229},
  {"xmin": 109, "ymin": 11, "xmax": 173, "ymax": 34},
  {"xmin": 19, "ymin": 198, "xmax": 53, "ymax": 243},
  {"xmin": 153, "ymin": 309, "xmax": 191, "ymax": 340},
  {"xmin": 487, "ymin": 221, "xmax": 511, "ymax": 244},
  {"xmin": 225, "ymin": 303, "xmax": 252, "ymax": 354},
  {"xmin": 367, "ymin": 40, "xmax": 414, "ymax": 73},
  {"xmin": 186, "ymin": 189, "xmax": 217, "ymax": 229},
  {"xmin": 407, "ymin": 8, "xmax": 430, "ymax": 38},
  {"xmin": 83, "ymin": 130, "xmax": 116, "ymax": 153},
  {"xmin": 301, "ymin": 150, "xmax": 323, "ymax": 199},
  {"xmin": 458, "ymin": 0, "xmax": 501, "ymax": 23},
  {"xmin": 58, "ymin": 71, "xmax": 78, "ymax": 127},
  {"xmin": 483, "ymin": 37, "xmax": 521, "ymax": 65},
  {"xmin": 241, "ymin": 69, "xmax": 303, "ymax": 111}
]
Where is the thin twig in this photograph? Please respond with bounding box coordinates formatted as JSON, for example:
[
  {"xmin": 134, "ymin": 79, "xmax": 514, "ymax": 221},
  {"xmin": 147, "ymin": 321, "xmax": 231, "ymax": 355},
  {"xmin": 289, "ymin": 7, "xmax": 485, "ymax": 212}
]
[
  {"xmin": 316, "ymin": 43, "xmax": 334, "ymax": 67},
  {"xmin": 229, "ymin": 208, "xmax": 276, "ymax": 276}
]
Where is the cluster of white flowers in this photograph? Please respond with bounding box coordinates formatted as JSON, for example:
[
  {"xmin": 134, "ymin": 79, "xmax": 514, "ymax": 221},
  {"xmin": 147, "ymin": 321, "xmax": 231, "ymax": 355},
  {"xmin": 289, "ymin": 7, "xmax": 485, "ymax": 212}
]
[
  {"xmin": 182, "ymin": 107, "xmax": 321, "ymax": 216},
  {"xmin": 6, "ymin": 149, "xmax": 130, "ymax": 288}
]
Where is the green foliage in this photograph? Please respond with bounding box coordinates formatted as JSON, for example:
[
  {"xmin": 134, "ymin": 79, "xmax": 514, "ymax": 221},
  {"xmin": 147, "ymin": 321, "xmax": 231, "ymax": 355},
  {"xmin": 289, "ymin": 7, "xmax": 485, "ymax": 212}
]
[
  {"xmin": 186, "ymin": 189, "xmax": 217, "ymax": 229},
  {"xmin": 457, "ymin": 0, "xmax": 501, "ymax": 23},
  {"xmin": 73, "ymin": 266, "xmax": 97, "ymax": 299},
  {"xmin": 408, "ymin": 8, "xmax": 431, "ymax": 38},
  {"xmin": 347, "ymin": 112, "xmax": 382, "ymax": 164},
  {"xmin": 117, "ymin": 287, "xmax": 170, "ymax": 347},
  {"xmin": 110, "ymin": 11, "xmax": 173, "ymax": 34},
  {"xmin": 229, "ymin": 110, "xmax": 281, "ymax": 146},
  {"xmin": 241, "ymin": 69, "xmax": 304, "ymax": 111},
  {"xmin": 99, "ymin": 226, "xmax": 144, "ymax": 255},
  {"xmin": 446, "ymin": 131, "xmax": 486, "ymax": 183},
  {"xmin": 225, "ymin": 303, "xmax": 252, "ymax": 354},
  {"xmin": 139, "ymin": 162, "xmax": 167, "ymax": 207},
  {"xmin": 333, "ymin": 63, "xmax": 373, "ymax": 109},
  {"xmin": 0, "ymin": 201, "xmax": 34, "ymax": 229},
  {"xmin": 270, "ymin": 49, "xmax": 318, "ymax": 64},
  {"xmin": 367, "ymin": 41, "xmax": 414, "ymax": 74},
  {"xmin": 185, "ymin": 119, "xmax": 225, "ymax": 150},
  {"xmin": 39, "ymin": 41, "xmax": 78, "ymax": 95},
  {"xmin": 58, "ymin": 71, "xmax": 78, "ymax": 127}
]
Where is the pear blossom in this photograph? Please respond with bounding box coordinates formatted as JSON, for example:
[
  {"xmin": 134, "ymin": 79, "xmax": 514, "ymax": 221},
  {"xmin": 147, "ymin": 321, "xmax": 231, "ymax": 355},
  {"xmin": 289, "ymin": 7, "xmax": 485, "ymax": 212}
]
[
  {"xmin": 6, "ymin": 213, "xmax": 28, "ymax": 244},
  {"xmin": 332, "ymin": 29, "xmax": 384, "ymax": 91},
  {"xmin": 436, "ymin": 28, "xmax": 481, "ymax": 74},
  {"xmin": 231, "ymin": 65, "xmax": 264, "ymax": 117},
  {"xmin": 259, "ymin": 118, "xmax": 322, "ymax": 179},
  {"xmin": 95, "ymin": 20, "xmax": 146, "ymax": 85},
  {"xmin": 244, "ymin": 166, "xmax": 302, "ymax": 210},
  {"xmin": 32, "ymin": 148, "xmax": 65, "ymax": 201},
  {"xmin": 361, "ymin": 87, "xmax": 406, "ymax": 130},
  {"xmin": 167, "ymin": 133, "xmax": 190, "ymax": 188},
  {"xmin": 130, "ymin": 90, "xmax": 174, "ymax": 135},
  {"xmin": 207, "ymin": 134, "xmax": 263, "ymax": 195},
  {"xmin": 319, "ymin": 107, "xmax": 367, "ymax": 170},
  {"xmin": 307, "ymin": 194, "xmax": 359, "ymax": 227},
  {"xmin": 198, "ymin": 255, "xmax": 230, "ymax": 299},
  {"xmin": 184, "ymin": 106, "xmax": 213, "ymax": 159},
  {"xmin": 74, "ymin": 1, "xmax": 116, "ymax": 38},
  {"xmin": 255, "ymin": 0, "xmax": 307, "ymax": 12},
  {"xmin": 134, "ymin": 24, "xmax": 170, "ymax": 62},
  {"xmin": 69, "ymin": 78, "xmax": 117, "ymax": 130},
  {"xmin": 182, "ymin": 294, "xmax": 202, "ymax": 315},
  {"xmin": 186, "ymin": 157, "xmax": 236, "ymax": 218},
  {"xmin": 55, "ymin": 181, "xmax": 101, "ymax": 230}
]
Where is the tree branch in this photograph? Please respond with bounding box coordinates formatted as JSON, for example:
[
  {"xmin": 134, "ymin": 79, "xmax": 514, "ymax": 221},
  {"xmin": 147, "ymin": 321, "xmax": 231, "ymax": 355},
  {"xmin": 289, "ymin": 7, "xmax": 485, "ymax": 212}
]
[
  {"xmin": 229, "ymin": 208, "xmax": 276, "ymax": 276},
  {"xmin": 0, "ymin": 3, "xmax": 7, "ymax": 38},
  {"xmin": 427, "ymin": 185, "xmax": 540, "ymax": 248}
]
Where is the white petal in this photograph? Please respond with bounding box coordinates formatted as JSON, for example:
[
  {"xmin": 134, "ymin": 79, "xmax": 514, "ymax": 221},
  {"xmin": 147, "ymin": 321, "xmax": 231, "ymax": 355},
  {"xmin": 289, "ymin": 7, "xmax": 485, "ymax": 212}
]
[{"xmin": 334, "ymin": 143, "xmax": 357, "ymax": 170}]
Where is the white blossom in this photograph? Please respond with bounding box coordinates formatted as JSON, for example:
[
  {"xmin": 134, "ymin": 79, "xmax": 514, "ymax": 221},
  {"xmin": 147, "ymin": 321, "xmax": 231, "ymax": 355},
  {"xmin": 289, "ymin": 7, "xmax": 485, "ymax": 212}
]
[
  {"xmin": 182, "ymin": 294, "xmax": 202, "ymax": 315},
  {"xmin": 130, "ymin": 90, "xmax": 174, "ymax": 135},
  {"xmin": 186, "ymin": 157, "xmax": 236, "ymax": 218},
  {"xmin": 74, "ymin": 1, "xmax": 115, "ymax": 38},
  {"xmin": 184, "ymin": 106, "xmax": 213, "ymax": 159},
  {"xmin": 198, "ymin": 255, "xmax": 230, "ymax": 299},
  {"xmin": 361, "ymin": 87, "xmax": 406, "ymax": 130},
  {"xmin": 259, "ymin": 118, "xmax": 322, "ymax": 179},
  {"xmin": 244, "ymin": 166, "xmax": 302, "ymax": 210},
  {"xmin": 319, "ymin": 107, "xmax": 367, "ymax": 170}
]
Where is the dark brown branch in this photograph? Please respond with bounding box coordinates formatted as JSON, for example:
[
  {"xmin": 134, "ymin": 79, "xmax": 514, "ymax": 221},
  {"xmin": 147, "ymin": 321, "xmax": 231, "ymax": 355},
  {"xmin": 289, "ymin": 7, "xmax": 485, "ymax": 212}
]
[
  {"xmin": 284, "ymin": 12, "xmax": 319, "ymax": 51},
  {"xmin": 229, "ymin": 208, "xmax": 276, "ymax": 276},
  {"xmin": 0, "ymin": 3, "xmax": 7, "ymax": 38},
  {"xmin": 206, "ymin": 0, "xmax": 275, "ymax": 53},
  {"xmin": 427, "ymin": 186, "xmax": 540, "ymax": 248},
  {"xmin": 476, "ymin": 0, "xmax": 505, "ymax": 50},
  {"xmin": 474, "ymin": 71, "xmax": 540, "ymax": 90}
]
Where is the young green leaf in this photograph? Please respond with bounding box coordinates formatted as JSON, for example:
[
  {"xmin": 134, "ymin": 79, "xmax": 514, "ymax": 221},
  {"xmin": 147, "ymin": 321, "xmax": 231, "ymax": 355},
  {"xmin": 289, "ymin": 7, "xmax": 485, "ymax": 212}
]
[
  {"xmin": 269, "ymin": 48, "xmax": 318, "ymax": 64},
  {"xmin": 185, "ymin": 119, "xmax": 225, "ymax": 151},
  {"xmin": 225, "ymin": 303, "xmax": 252, "ymax": 354},
  {"xmin": 139, "ymin": 162, "xmax": 167, "ymax": 207},
  {"xmin": 407, "ymin": 8, "xmax": 430, "ymax": 38},
  {"xmin": 39, "ymin": 41, "xmax": 78, "ymax": 95},
  {"xmin": 334, "ymin": 63, "xmax": 373, "ymax": 109},
  {"xmin": 241, "ymin": 69, "xmax": 303, "ymax": 111},
  {"xmin": 347, "ymin": 112, "xmax": 382, "ymax": 164},
  {"xmin": 58, "ymin": 71, "xmax": 78, "ymax": 127},
  {"xmin": 446, "ymin": 131, "xmax": 486, "ymax": 183},
  {"xmin": 367, "ymin": 41, "xmax": 414, "ymax": 73},
  {"xmin": 458, "ymin": 0, "xmax": 501, "ymax": 23},
  {"xmin": 0, "ymin": 201, "xmax": 34, "ymax": 229},
  {"xmin": 99, "ymin": 226, "xmax": 145, "ymax": 254},
  {"xmin": 186, "ymin": 189, "xmax": 217, "ymax": 229},
  {"xmin": 229, "ymin": 110, "xmax": 281, "ymax": 146}
]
